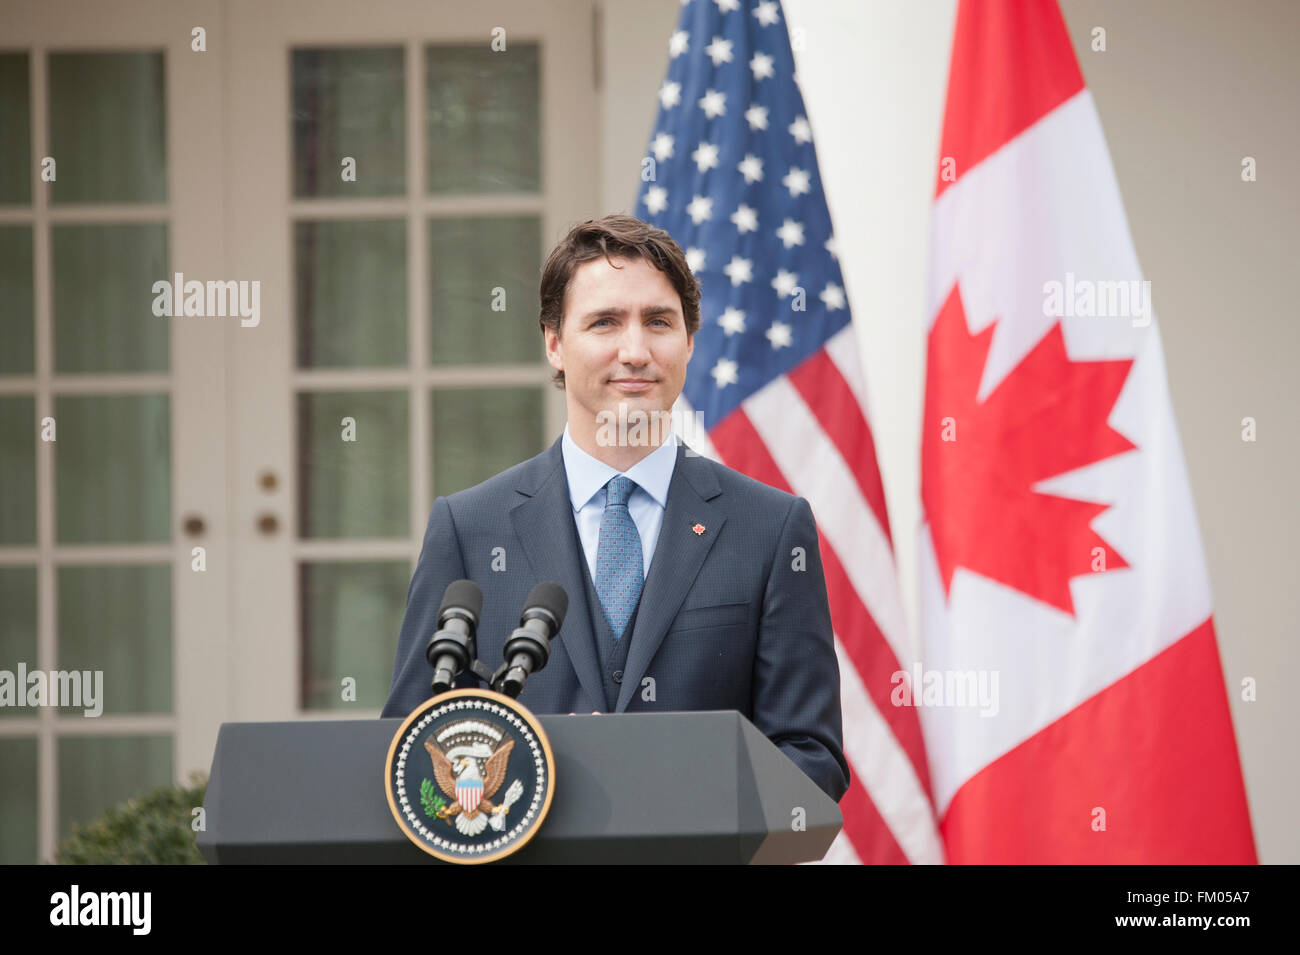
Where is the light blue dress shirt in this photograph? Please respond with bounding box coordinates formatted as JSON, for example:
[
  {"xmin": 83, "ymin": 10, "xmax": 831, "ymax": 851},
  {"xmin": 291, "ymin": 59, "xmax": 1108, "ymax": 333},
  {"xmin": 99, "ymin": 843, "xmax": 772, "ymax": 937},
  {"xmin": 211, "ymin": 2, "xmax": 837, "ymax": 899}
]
[{"xmin": 561, "ymin": 421, "xmax": 679, "ymax": 583}]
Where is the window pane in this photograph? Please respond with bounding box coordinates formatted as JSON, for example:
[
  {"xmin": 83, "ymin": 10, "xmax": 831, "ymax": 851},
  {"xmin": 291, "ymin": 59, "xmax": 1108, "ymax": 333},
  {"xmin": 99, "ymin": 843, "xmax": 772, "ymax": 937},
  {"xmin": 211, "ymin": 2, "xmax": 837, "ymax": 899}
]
[
  {"xmin": 295, "ymin": 219, "xmax": 406, "ymax": 368},
  {"xmin": 297, "ymin": 390, "xmax": 408, "ymax": 539},
  {"xmin": 55, "ymin": 394, "xmax": 171, "ymax": 544},
  {"xmin": 429, "ymin": 215, "xmax": 541, "ymax": 365},
  {"xmin": 0, "ymin": 738, "xmax": 37, "ymax": 864},
  {"xmin": 0, "ymin": 396, "xmax": 35, "ymax": 544},
  {"xmin": 53, "ymin": 223, "xmax": 169, "ymax": 374},
  {"xmin": 48, "ymin": 52, "xmax": 166, "ymax": 204},
  {"xmin": 425, "ymin": 44, "xmax": 540, "ymax": 193},
  {"xmin": 432, "ymin": 387, "xmax": 545, "ymax": 495},
  {"xmin": 0, "ymin": 567, "xmax": 37, "ymax": 722},
  {"xmin": 58, "ymin": 565, "xmax": 171, "ymax": 715},
  {"xmin": 57, "ymin": 735, "xmax": 172, "ymax": 841},
  {"xmin": 292, "ymin": 47, "xmax": 405, "ymax": 198},
  {"xmin": 300, "ymin": 560, "xmax": 407, "ymax": 710},
  {"xmin": 0, "ymin": 53, "xmax": 31, "ymax": 204},
  {"xmin": 0, "ymin": 227, "xmax": 35, "ymax": 374}
]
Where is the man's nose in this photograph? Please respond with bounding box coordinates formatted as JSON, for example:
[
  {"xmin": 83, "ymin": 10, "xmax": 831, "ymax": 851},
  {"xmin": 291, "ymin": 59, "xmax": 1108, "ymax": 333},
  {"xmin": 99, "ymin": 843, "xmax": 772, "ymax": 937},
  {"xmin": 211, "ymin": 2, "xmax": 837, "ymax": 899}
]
[{"xmin": 617, "ymin": 325, "xmax": 652, "ymax": 366}]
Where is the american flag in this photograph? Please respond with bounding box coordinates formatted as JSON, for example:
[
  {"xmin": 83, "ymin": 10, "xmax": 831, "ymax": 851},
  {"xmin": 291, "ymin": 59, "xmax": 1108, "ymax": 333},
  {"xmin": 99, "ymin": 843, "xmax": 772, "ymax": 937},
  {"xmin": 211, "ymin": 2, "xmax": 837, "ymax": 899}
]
[{"xmin": 637, "ymin": 0, "xmax": 943, "ymax": 863}]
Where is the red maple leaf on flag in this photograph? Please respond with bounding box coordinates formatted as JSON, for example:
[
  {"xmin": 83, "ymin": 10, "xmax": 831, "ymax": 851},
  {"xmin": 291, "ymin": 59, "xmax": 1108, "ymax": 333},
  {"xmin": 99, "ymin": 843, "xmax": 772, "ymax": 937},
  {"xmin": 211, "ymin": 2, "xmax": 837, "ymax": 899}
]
[{"xmin": 922, "ymin": 282, "xmax": 1137, "ymax": 615}]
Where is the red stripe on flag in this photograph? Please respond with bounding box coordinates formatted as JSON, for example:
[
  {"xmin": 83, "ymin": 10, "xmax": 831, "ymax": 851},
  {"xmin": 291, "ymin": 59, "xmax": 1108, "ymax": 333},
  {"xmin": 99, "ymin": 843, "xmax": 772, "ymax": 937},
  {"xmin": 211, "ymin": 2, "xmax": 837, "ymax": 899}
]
[
  {"xmin": 710, "ymin": 406, "xmax": 792, "ymax": 496},
  {"xmin": 711, "ymin": 405, "xmax": 937, "ymax": 851},
  {"xmin": 840, "ymin": 773, "xmax": 908, "ymax": 865},
  {"xmin": 788, "ymin": 349, "xmax": 893, "ymax": 548},
  {"xmin": 819, "ymin": 533, "xmax": 935, "ymax": 806},
  {"xmin": 940, "ymin": 617, "xmax": 1258, "ymax": 863},
  {"xmin": 935, "ymin": 0, "xmax": 1084, "ymax": 198}
]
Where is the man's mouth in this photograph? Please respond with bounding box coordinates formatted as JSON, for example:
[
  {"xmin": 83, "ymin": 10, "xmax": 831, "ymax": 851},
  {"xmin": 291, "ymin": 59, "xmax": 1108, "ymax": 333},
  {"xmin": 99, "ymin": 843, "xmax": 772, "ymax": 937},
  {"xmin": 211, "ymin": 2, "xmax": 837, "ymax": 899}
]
[{"xmin": 610, "ymin": 378, "xmax": 656, "ymax": 392}]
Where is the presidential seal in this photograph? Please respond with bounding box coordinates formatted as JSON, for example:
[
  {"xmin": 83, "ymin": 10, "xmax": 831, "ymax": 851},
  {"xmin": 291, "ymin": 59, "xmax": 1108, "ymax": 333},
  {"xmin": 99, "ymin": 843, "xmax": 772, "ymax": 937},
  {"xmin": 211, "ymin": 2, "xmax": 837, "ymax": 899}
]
[{"xmin": 385, "ymin": 688, "xmax": 555, "ymax": 864}]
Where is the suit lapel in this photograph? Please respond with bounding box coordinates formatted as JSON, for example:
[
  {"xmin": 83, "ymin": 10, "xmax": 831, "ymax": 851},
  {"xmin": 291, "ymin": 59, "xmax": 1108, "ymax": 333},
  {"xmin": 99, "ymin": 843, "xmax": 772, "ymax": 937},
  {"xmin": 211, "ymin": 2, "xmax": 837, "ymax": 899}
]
[
  {"xmin": 616, "ymin": 439, "xmax": 725, "ymax": 712},
  {"xmin": 509, "ymin": 435, "xmax": 607, "ymax": 712}
]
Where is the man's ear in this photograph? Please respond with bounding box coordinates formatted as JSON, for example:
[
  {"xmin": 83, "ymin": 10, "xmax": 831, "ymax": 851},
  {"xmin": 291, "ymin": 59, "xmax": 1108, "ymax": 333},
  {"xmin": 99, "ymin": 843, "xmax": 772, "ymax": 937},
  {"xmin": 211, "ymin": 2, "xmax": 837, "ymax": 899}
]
[{"xmin": 544, "ymin": 324, "xmax": 563, "ymax": 373}]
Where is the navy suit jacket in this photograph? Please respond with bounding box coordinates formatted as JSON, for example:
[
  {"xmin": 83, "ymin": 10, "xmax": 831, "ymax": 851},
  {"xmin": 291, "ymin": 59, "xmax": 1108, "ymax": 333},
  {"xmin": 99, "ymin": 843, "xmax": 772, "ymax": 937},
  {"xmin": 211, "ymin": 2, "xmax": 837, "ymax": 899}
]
[{"xmin": 382, "ymin": 432, "xmax": 850, "ymax": 803}]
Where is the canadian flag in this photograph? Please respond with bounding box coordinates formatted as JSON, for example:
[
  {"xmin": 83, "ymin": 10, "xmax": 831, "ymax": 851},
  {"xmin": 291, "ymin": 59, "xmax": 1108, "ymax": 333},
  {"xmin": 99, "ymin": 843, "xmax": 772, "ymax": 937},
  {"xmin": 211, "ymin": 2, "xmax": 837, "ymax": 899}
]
[{"xmin": 920, "ymin": 0, "xmax": 1256, "ymax": 862}]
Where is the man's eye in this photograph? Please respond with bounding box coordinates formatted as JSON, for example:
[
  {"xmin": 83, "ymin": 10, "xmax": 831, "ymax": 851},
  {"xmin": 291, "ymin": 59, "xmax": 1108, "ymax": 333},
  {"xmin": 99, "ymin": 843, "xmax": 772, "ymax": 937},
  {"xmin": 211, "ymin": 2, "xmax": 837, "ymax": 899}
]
[{"xmin": 593, "ymin": 317, "xmax": 670, "ymax": 327}]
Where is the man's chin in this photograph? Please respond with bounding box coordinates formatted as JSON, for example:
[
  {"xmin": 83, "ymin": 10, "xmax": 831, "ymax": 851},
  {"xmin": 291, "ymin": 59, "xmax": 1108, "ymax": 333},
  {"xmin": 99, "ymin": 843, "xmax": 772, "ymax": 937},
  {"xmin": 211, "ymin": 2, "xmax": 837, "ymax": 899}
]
[
  {"xmin": 593, "ymin": 403, "xmax": 676, "ymax": 448},
  {"xmin": 595, "ymin": 396, "xmax": 674, "ymax": 424},
  {"xmin": 602, "ymin": 393, "xmax": 665, "ymax": 412}
]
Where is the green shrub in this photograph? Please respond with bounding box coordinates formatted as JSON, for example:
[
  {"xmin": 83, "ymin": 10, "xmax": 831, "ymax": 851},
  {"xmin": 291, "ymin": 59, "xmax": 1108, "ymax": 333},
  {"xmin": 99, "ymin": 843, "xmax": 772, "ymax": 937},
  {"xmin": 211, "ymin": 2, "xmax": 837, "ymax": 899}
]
[{"xmin": 56, "ymin": 772, "xmax": 207, "ymax": 865}]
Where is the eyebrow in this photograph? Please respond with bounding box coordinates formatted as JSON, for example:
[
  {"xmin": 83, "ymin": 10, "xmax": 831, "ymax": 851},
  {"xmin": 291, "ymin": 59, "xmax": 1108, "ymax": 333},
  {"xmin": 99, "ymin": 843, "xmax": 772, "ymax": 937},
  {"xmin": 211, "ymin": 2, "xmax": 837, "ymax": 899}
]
[{"xmin": 581, "ymin": 305, "xmax": 680, "ymax": 321}]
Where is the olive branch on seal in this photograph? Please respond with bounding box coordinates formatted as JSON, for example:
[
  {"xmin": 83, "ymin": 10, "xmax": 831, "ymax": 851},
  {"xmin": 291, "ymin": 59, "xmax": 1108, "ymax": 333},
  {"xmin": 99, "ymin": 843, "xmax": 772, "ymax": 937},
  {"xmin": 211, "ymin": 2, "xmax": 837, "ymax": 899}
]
[{"xmin": 420, "ymin": 778, "xmax": 447, "ymax": 819}]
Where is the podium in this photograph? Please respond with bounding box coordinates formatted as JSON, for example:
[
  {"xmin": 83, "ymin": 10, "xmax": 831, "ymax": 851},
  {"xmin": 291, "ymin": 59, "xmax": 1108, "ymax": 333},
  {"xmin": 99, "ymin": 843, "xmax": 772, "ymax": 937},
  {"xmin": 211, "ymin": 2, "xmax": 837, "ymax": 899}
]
[{"xmin": 197, "ymin": 710, "xmax": 842, "ymax": 864}]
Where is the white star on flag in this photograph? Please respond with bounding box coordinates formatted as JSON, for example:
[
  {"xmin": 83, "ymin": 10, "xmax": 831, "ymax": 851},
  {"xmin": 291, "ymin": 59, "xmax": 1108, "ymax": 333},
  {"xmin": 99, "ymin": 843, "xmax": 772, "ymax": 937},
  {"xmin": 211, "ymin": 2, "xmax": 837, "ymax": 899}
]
[
  {"xmin": 752, "ymin": 0, "xmax": 780, "ymax": 26},
  {"xmin": 782, "ymin": 167, "xmax": 811, "ymax": 197},
  {"xmin": 824, "ymin": 236, "xmax": 839, "ymax": 259},
  {"xmin": 765, "ymin": 321, "xmax": 793, "ymax": 349},
  {"xmin": 685, "ymin": 247, "xmax": 706, "ymax": 272},
  {"xmin": 705, "ymin": 36, "xmax": 734, "ymax": 67},
  {"xmin": 711, "ymin": 357, "xmax": 739, "ymax": 387},
  {"xmin": 788, "ymin": 116, "xmax": 812, "ymax": 144},
  {"xmin": 692, "ymin": 141, "xmax": 720, "ymax": 172},
  {"xmin": 651, "ymin": 133, "xmax": 674, "ymax": 161},
  {"xmin": 731, "ymin": 204, "xmax": 758, "ymax": 233},
  {"xmin": 723, "ymin": 255, "xmax": 753, "ymax": 286},
  {"xmin": 776, "ymin": 218, "xmax": 805, "ymax": 248},
  {"xmin": 668, "ymin": 31, "xmax": 689, "ymax": 58},
  {"xmin": 749, "ymin": 52, "xmax": 774, "ymax": 81},
  {"xmin": 659, "ymin": 80, "xmax": 681, "ymax": 109},
  {"xmin": 685, "ymin": 194, "xmax": 713, "ymax": 224},
  {"xmin": 771, "ymin": 269, "xmax": 799, "ymax": 297},
  {"xmin": 819, "ymin": 282, "xmax": 846, "ymax": 310},
  {"xmin": 698, "ymin": 89, "xmax": 727, "ymax": 118},
  {"xmin": 744, "ymin": 104, "xmax": 768, "ymax": 131},
  {"xmin": 737, "ymin": 154, "xmax": 764, "ymax": 183},
  {"xmin": 643, "ymin": 186, "xmax": 668, "ymax": 214},
  {"xmin": 713, "ymin": 0, "xmax": 741, "ymax": 14},
  {"xmin": 718, "ymin": 306, "xmax": 746, "ymax": 336}
]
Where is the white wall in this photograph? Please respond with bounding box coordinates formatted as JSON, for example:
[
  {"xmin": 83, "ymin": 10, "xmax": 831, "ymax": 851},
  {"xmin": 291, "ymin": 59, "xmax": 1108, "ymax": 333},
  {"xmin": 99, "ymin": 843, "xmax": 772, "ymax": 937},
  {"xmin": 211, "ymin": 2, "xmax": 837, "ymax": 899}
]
[{"xmin": 598, "ymin": 0, "xmax": 1297, "ymax": 863}]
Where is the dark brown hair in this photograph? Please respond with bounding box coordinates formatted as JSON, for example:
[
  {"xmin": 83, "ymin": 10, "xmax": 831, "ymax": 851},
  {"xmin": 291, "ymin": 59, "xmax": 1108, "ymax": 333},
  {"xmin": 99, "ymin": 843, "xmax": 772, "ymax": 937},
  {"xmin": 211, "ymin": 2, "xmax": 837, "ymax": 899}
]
[{"xmin": 538, "ymin": 215, "xmax": 701, "ymax": 389}]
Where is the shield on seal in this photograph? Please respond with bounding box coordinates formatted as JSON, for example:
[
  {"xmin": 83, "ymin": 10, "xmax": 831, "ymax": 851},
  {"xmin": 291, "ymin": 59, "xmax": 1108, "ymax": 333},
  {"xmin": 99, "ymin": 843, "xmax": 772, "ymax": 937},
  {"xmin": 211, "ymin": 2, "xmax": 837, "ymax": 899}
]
[{"xmin": 457, "ymin": 775, "xmax": 483, "ymax": 815}]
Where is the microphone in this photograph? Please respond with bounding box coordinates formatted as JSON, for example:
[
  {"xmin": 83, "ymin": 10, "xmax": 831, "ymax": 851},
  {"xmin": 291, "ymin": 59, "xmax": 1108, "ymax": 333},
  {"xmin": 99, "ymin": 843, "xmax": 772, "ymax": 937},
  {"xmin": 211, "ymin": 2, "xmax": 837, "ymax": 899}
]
[
  {"xmin": 426, "ymin": 580, "xmax": 483, "ymax": 696},
  {"xmin": 494, "ymin": 582, "xmax": 568, "ymax": 698}
]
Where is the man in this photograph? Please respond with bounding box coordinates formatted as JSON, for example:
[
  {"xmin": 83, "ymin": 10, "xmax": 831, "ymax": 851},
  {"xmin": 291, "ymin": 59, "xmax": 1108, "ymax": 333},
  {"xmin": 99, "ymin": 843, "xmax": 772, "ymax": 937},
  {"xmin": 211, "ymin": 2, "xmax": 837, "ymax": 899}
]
[{"xmin": 382, "ymin": 215, "xmax": 849, "ymax": 803}]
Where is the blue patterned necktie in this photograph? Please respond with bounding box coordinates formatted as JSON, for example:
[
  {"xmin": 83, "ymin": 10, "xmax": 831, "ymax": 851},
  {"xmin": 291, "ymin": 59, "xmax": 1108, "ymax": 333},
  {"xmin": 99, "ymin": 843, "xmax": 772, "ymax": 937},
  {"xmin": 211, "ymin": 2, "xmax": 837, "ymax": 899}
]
[{"xmin": 594, "ymin": 475, "xmax": 644, "ymax": 642}]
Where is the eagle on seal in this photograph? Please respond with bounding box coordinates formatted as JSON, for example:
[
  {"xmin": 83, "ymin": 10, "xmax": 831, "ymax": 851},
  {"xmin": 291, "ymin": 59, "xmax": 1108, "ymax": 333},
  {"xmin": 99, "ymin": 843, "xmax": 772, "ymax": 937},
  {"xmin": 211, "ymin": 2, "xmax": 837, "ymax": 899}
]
[{"xmin": 425, "ymin": 736, "xmax": 518, "ymax": 836}]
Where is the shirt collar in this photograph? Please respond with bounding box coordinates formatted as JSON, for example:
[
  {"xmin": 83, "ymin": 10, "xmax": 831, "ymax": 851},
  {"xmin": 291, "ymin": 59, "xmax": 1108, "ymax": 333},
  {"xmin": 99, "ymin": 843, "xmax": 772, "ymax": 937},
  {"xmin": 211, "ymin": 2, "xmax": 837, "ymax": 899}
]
[{"xmin": 561, "ymin": 420, "xmax": 679, "ymax": 512}]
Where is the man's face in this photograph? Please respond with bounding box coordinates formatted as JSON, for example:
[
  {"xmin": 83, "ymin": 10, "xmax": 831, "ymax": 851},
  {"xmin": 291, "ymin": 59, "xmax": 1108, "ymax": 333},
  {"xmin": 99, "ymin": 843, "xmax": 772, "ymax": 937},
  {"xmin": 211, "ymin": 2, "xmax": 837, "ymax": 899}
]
[{"xmin": 545, "ymin": 255, "xmax": 694, "ymax": 436}]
